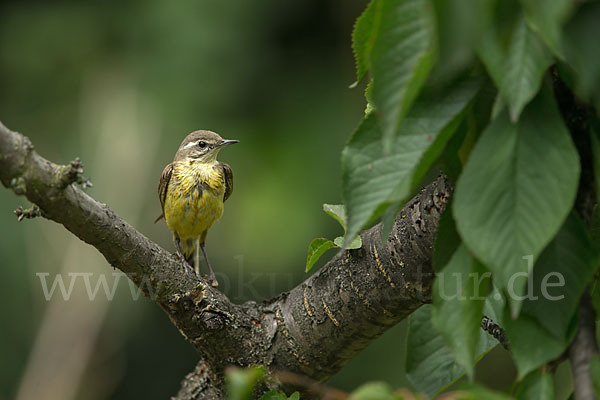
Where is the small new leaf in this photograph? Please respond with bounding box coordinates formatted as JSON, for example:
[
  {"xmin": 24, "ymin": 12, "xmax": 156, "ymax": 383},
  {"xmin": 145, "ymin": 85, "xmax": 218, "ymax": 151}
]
[
  {"xmin": 306, "ymin": 238, "xmax": 336, "ymax": 272},
  {"xmin": 323, "ymin": 204, "xmax": 348, "ymax": 232},
  {"xmin": 334, "ymin": 235, "xmax": 362, "ymax": 250}
]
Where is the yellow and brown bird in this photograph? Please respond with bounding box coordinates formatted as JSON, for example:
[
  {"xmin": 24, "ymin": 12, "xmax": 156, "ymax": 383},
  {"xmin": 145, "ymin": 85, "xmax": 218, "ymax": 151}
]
[{"xmin": 156, "ymin": 130, "xmax": 238, "ymax": 287}]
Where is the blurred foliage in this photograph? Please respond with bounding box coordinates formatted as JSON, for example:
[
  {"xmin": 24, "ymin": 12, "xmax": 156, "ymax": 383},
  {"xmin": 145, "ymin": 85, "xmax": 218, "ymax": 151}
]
[
  {"xmin": 225, "ymin": 365, "xmax": 265, "ymax": 400},
  {"xmin": 2, "ymin": 0, "xmax": 599, "ymax": 398}
]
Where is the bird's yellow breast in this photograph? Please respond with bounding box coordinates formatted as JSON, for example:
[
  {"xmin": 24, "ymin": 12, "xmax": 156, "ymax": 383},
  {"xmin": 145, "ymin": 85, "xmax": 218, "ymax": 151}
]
[{"xmin": 164, "ymin": 161, "xmax": 226, "ymax": 240}]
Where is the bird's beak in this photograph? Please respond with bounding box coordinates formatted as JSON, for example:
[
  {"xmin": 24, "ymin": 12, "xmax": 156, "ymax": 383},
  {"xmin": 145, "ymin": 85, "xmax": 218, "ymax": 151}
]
[{"xmin": 219, "ymin": 139, "xmax": 239, "ymax": 147}]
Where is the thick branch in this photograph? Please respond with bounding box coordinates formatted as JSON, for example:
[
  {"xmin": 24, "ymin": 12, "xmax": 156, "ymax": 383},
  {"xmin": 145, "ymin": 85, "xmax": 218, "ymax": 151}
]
[
  {"xmin": 0, "ymin": 121, "xmax": 449, "ymax": 398},
  {"xmin": 265, "ymin": 178, "xmax": 450, "ymax": 382}
]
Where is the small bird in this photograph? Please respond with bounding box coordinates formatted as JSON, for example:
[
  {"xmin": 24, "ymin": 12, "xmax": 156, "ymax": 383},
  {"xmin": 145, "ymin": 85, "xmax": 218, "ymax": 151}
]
[{"xmin": 156, "ymin": 130, "xmax": 238, "ymax": 287}]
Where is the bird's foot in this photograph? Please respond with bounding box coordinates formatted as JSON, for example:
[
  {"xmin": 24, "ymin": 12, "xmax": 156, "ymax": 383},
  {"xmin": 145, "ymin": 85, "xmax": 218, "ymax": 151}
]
[
  {"xmin": 207, "ymin": 274, "xmax": 219, "ymax": 288},
  {"xmin": 173, "ymin": 251, "xmax": 194, "ymax": 274}
]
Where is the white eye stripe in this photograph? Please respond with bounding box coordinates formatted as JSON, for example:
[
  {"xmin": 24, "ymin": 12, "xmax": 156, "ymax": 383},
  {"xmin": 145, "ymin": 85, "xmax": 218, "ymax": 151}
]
[{"xmin": 184, "ymin": 141, "xmax": 200, "ymax": 150}]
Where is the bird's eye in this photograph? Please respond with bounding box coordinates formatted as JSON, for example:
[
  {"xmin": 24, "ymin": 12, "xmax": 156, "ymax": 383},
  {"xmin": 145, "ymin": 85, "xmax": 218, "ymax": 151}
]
[{"xmin": 198, "ymin": 141, "xmax": 207, "ymax": 148}]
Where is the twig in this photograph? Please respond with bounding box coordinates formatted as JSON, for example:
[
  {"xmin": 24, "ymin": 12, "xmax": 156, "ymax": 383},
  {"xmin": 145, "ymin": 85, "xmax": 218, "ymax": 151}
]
[
  {"xmin": 58, "ymin": 157, "xmax": 93, "ymax": 189},
  {"xmin": 272, "ymin": 371, "xmax": 348, "ymax": 400},
  {"xmin": 481, "ymin": 316, "xmax": 510, "ymax": 351},
  {"xmin": 13, "ymin": 204, "xmax": 42, "ymax": 221},
  {"xmin": 569, "ymin": 293, "xmax": 599, "ymax": 400}
]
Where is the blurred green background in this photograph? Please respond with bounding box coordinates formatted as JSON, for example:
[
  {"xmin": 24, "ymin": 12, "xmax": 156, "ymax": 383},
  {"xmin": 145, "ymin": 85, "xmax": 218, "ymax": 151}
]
[{"xmin": 0, "ymin": 0, "xmax": 552, "ymax": 399}]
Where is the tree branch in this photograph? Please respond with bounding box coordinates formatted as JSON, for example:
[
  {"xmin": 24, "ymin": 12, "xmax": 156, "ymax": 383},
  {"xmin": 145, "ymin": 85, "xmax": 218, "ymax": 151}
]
[
  {"xmin": 551, "ymin": 66, "xmax": 599, "ymax": 400},
  {"xmin": 0, "ymin": 121, "xmax": 450, "ymax": 398},
  {"xmin": 569, "ymin": 293, "xmax": 599, "ymax": 400}
]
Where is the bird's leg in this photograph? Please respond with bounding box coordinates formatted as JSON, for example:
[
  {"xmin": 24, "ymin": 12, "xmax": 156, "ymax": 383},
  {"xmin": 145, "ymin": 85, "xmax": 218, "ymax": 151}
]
[
  {"xmin": 174, "ymin": 237, "xmax": 193, "ymax": 273},
  {"xmin": 200, "ymin": 241, "xmax": 218, "ymax": 287},
  {"xmin": 193, "ymin": 238, "xmax": 201, "ymax": 276}
]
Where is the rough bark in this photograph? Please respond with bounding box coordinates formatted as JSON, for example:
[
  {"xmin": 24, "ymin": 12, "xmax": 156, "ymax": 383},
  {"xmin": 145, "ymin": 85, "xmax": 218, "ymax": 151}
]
[
  {"xmin": 173, "ymin": 361, "xmax": 226, "ymax": 400},
  {"xmin": 569, "ymin": 293, "xmax": 599, "ymax": 400},
  {"xmin": 0, "ymin": 121, "xmax": 450, "ymax": 398},
  {"xmin": 551, "ymin": 66, "xmax": 599, "ymax": 400}
]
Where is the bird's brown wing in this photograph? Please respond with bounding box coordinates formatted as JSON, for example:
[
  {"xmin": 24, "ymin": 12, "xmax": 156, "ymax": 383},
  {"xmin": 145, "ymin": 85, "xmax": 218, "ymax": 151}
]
[
  {"xmin": 221, "ymin": 162, "xmax": 234, "ymax": 202},
  {"xmin": 155, "ymin": 163, "xmax": 174, "ymax": 222}
]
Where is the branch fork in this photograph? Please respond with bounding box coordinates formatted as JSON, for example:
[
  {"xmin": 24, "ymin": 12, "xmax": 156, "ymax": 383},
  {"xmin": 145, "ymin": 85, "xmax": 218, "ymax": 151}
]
[
  {"xmin": 57, "ymin": 157, "xmax": 93, "ymax": 189},
  {"xmin": 0, "ymin": 120, "xmax": 449, "ymax": 399}
]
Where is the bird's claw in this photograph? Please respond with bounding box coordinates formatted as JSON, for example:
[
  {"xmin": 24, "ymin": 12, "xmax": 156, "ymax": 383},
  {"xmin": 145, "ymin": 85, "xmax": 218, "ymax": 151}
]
[
  {"xmin": 173, "ymin": 251, "xmax": 194, "ymax": 274},
  {"xmin": 207, "ymin": 274, "xmax": 219, "ymax": 288}
]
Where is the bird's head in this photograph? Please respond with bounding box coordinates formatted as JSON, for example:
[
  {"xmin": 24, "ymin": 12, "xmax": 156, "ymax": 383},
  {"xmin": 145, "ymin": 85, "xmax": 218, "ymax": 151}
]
[{"xmin": 175, "ymin": 130, "xmax": 239, "ymax": 163}]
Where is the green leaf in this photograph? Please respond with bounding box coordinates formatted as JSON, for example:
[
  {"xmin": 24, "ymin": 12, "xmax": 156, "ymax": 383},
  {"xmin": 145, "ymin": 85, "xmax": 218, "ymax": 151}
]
[
  {"xmin": 486, "ymin": 285, "xmax": 506, "ymax": 327},
  {"xmin": 437, "ymin": 118, "xmax": 468, "ymax": 183},
  {"xmin": 491, "ymin": 94, "xmax": 505, "ymax": 120},
  {"xmin": 343, "ymin": 79, "xmax": 480, "ymax": 246},
  {"xmin": 428, "ymin": 0, "xmax": 481, "ymax": 84},
  {"xmin": 519, "ymin": 0, "xmax": 572, "ymax": 59},
  {"xmin": 563, "ymin": 3, "xmax": 600, "ymax": 104},
  {"xmin": 405, "ymin": 304, "xmax": 498, "ymax": 396},
  {"xmin": 349, "ymin": 382, "xmax": 394, "ymax": 400},
  {"xmin": 591, "ymin": 273, "xmax": 600, "ymax": 317},
  {"xmin": 503, "ymin": 214, "xmax": 598, "ymax": 377},
  {"xmin": 323, "ymin": 204, "xmax": 348, "ymax": 231},
  {"xmin": 258, "ymin": 391, "xmax": 286, "ymax": 400},
  {"xmin": 452, "ymin": 384, "xmax": 513, "ymax": 400},
  {"xmin": 432, "ymin": 201, "xmax": 461, "ymax": 273},
  {"xmin": 258, "ymin": 391, "xmax": 300, "ymax": 400},
  {"xmin": 515, "ymin": 371, "xmax": 554, "ymax": 400},
  {"xmin": 406, "ymin": 305, "xmax": 465, "ymax": 396},
  {"xmin": 591, "ymin": 355, "xmax": 600, "ymax": 398},
  {"xmin": 379, "ymin": 201, "xmax": 401, "ymax": 243},
  {"xmin": 369, "ymin": 0, "xmax": 436, "ymax": 150},
  {"xmin": 503, "ymin": 312, "xmax": 566, "ymax": 379},
  {"xmin": 453, "ymin": 86, "xmax": 580, "ymax": 316},
  {"xmin": 334, "ymin": 235, "xmax": 362, "ymax": 250},
  {"xmin": 432, "ymin": 245, "xmax": 489, "ymax": 379},
  {"xmin": 226, "ymin": 366, "xmax": 265, "ymax": 400},
  {"xmin": 521, "ymin": 215, "xmax": 598, "ymax": 340},
  {"xmin": 478, "ymin": 15, "xmax": 553, "ymax": 122},
  {"xmin": 306, "ymin": 238, "xmax": 336, "ymax": 272},
  {"xmin": 591, "ymin": 129, "xmax": 600, "ymax": 206},
  {"xmin": 352, "ymin": 0, "xmax": 379, "ymax": 84}
]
